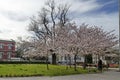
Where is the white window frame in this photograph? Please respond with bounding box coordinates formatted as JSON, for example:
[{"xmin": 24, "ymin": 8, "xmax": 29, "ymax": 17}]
[
  {"xmin": 7, "ymin": 52, "xmax": 12, "ymax": 59},
  {"xmin": 0, "ymin": 43, "xmax": 4, "ymax": 49},
  {"xmin": 0, "ymin": 52, "xmax": 3, "ymax": 59},
  {"xmin": 8, "ymin": 44, "xmax": 13, "ymax": 49}
]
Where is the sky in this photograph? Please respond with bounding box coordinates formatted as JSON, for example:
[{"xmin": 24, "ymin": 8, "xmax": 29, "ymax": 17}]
[{"xmin": 0, "ymin": 0, "xmax": 119, "ymax": 40}]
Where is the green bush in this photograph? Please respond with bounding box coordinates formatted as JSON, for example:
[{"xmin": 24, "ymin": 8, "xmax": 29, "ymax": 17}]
[{"xmin": 0, "ymin": 61, "xmax": 50, "ymax": 64}]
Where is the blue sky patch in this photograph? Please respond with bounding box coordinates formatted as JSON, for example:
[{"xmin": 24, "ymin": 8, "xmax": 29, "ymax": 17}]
[{"xmin": 94, "ymin": 0, "xmax": 118, "ymax": 14}]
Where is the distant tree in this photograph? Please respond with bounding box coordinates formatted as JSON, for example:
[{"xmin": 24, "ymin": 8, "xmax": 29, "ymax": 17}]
[{"xmin": 16, "ymin": 37, "xmax": 32, "ymax": 58}]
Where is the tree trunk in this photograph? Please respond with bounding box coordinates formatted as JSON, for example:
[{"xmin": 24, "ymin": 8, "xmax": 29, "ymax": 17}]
[
  {"xmin": 68, "ymin": 54, "xmax": 72, "ymax": 68},
  {"xmin": 83, "ymin": 55, "xmax": 87, "ymax": 69},
  {"xmin": 66, "ymin": 54, "xmax": 68, "ymax": 70},
  {"xmin": 74, "ymin": 54, "xmax": 77, "ymax": 71},
  {"xmin": 46, "ymin": 55, "xmax": 49, "ymax": 70},
  {"xmin": 52, "ymin": 53, "xmax": 56, "ymax": 64}
]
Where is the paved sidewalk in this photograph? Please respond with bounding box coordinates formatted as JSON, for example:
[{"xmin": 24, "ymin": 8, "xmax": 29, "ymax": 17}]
[{"xmin": 0, "ymin": 70, "xmax": 120, "ymax": 80}]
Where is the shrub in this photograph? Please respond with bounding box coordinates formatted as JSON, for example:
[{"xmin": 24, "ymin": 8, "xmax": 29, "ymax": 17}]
[{"xmin": 0, "ymin": 61, "xmax": 50, "ymax": 64}]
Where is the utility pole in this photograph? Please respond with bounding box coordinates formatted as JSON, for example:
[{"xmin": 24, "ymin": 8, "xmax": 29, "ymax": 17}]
[{"xmin": 119, "ymin": 0, "xmax": 120, "ymax": 71}]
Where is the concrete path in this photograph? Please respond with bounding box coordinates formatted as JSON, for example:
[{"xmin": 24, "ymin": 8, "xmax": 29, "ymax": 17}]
[{"xmin": 0, "ymin": 70, "xmax": 120, "ymax": 80}]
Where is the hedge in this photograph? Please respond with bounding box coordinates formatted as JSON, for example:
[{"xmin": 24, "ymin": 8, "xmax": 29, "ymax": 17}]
[{"xmin": 0, "ymin": 61, "xmax": 50, "ymax": 64}]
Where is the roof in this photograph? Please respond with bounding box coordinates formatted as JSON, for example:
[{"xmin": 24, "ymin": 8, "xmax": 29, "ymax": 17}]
[{"xmin": 0, "ymin": 39, "xmax": 15, "ymax": 43}]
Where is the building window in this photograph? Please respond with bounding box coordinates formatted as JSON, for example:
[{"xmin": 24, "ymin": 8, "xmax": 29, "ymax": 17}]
[
  {"xmin": 0, "ymin": 43, "xmax": 4, "ymax": 49},
  {"xmin": 76, "ymin": 56, "xmax": 81, "ymax": 60},
  {"xmin": 7, "ymin": 52, "xmax": 12, "ymax": 59},
  {"xmin": 8, "ymin": 44, "xmax": 13, "ymax": 49},
  {"xmin": 0, "ymin": 52, "xmax": 3, "ymax": 59}
]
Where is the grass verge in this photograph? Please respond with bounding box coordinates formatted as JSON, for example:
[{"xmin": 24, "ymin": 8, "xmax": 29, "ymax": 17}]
[{"xmin": 0, "ymin": 64, "xmax": 97, "ymax": 77}]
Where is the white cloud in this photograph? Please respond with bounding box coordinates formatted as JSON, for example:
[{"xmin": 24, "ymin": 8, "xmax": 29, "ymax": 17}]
[
  {"xmin": 70, "ymin": 0, "xmax": 99, "ymax": 13},
  {"xmin": 74, "ymin": 12, "xmax": 119, "ymax": 36},
  {"xmin": 0, "ymin": 10, "xmax": 28, "ymax": 21},
  {"xmin": 0, "ymin": 10, "xmax": 30, "ymax": 40},
  {"xmin": 0, "ymin": 0, "xmax": 46, "ymax": 40},
  {"xmin": 0, "ymin": 0, "xmax": 118, "ymax": 40},
  {"xmin": 0, "ymin": 0, "xmax": 45, "ymax": 15},
  {"xmin": 53, "ymin": 0, "xmax": 100, "ymax": 14}
]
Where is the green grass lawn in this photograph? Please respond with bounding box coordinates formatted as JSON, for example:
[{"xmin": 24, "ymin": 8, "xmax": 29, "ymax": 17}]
[{"xmin": 0, "ymin": 64, "xmax": 97, "ymax": 77}]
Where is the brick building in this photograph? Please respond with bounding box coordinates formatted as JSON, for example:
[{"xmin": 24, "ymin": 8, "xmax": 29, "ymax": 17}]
[{"xmin": 0, "ymin": 40, "xmax": 15, "ymax": 60}]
